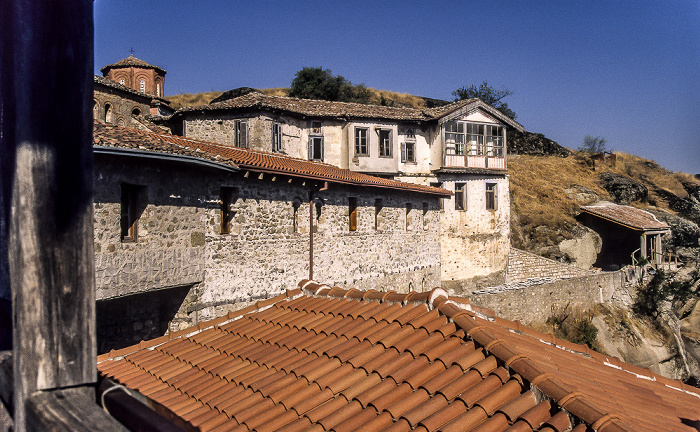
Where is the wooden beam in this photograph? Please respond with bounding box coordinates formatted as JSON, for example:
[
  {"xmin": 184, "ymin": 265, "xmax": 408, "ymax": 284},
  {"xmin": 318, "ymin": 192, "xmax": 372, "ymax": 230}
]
[
  {"xmin": 25, "ymin": 388, "xmax": 127, "ymax": 432},
  {"xmin": 1, "ymin": 2, "xmax": 97, "ymax": 430}
]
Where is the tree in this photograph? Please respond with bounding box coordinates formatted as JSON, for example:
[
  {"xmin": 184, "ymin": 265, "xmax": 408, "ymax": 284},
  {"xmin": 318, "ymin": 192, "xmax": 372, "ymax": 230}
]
[
  {"xmin": 452, "ymin": 81, "xmax": 517, "ymax": 120},
  {"xmin": 578, "ymin": 135, "xmax": 607, "ymax": 154},
  {"xmin": 289, "ymin": 67, "xmax": 371, "ymax": 104}
]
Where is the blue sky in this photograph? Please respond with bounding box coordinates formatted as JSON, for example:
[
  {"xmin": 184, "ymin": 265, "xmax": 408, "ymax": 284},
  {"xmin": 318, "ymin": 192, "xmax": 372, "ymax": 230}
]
[{"xmin": 95, "ymin": 1, "xmax": 699, "ymax": 174}]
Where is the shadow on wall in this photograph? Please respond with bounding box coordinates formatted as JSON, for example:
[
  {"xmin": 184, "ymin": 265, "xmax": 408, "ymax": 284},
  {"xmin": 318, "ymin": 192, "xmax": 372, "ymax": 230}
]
[{"xmin": 96, "ymin": 284, "xmax": 193, "ymax": 354}]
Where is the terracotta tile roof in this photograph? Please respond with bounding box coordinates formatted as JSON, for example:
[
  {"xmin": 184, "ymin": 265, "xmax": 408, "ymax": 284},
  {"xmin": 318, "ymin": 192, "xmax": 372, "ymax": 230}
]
[
  {"xmin": 174, "ymin": 92, "xmax": 524, "ymax": 132},
  {"xmin": 93, "ymin": 122, "xmax": 451, "ymax": 197},
  {"xmin": 580, "ymin": 203, "xmax": 670, "ymax": 231},
  {"xmin": 98, "ymin": 281, "xmax": 700, "ymax": 432},
  {"xmin": 94, "ymin": 75, "xmax": 170, "ymax": 104},
  {"xmin": 100, "ymin": 54, "xmax": 167, "ymax": 75}
]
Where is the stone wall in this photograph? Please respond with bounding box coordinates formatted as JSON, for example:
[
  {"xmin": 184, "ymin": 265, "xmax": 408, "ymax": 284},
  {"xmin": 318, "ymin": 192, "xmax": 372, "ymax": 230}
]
[
  {"xmin": 94, "ymin": 84, "xmax": 151, "ymax": 127},
  {"xmin": 506, "ymin": 248, "xmax": 594, "ymax": 283},
  {"xmin": 468, "ymin": 271, "xmax": 623, "ymax": 325},
  {"xmin": 94, "ymin": 151, "xmax": 442, "ymax": 344},
  {"xmin": 437, "ymin": 174, "xmax": 510, "ymax": 284},
  {"xmin": 182, "ymin": 112, "xmax": 345, "ymax": 167}
]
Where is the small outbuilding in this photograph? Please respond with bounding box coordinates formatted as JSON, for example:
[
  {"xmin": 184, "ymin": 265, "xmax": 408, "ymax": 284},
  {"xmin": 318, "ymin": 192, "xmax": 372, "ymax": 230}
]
[{"xmin": 579, "ymin": 203, "xmax": 670, "ymax": 269}]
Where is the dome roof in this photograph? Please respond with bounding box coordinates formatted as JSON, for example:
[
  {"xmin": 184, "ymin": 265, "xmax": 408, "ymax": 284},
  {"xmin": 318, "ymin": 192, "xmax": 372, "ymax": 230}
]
[{"xmin": 100, "ymin": 54, "xmax": 166, "ymax": 75}]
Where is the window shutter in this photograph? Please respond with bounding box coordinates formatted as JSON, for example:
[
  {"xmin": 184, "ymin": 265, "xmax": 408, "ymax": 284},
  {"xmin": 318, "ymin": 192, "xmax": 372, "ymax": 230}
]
[
  {"xmin": 308, "ymin": 138, "xmax": 312, "ymax": 160},
  {"xmin": 401, "ymin": 142, "xmax": 406, "ymax": 163}
]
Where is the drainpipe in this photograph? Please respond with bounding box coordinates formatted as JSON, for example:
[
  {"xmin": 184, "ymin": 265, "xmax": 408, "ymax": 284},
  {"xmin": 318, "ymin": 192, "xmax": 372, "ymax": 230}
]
[{"xmin": 309, "ymin": 182, "xmax": 329, "ymax": 280}]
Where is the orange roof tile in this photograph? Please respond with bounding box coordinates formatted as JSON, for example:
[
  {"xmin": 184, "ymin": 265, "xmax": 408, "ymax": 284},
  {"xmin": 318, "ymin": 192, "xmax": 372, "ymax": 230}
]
[
  {"xmin": 93, "ymin": 121, "xmax": 451, "ymax": 197},
  {"xmin": 98, "ymin": 281, "xmax": 700, "ymax": 432}
]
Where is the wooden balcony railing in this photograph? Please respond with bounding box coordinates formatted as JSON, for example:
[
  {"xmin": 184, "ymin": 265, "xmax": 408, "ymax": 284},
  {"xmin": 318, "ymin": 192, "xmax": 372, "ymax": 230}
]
[{"xmin": 443, "ymin": 154, "xmax": 506, "ymax": 170}]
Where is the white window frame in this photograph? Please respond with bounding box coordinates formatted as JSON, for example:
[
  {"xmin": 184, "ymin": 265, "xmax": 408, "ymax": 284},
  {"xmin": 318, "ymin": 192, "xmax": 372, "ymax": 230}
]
[
  {"xmin": 401, "ymin": 141, "xmax": 415, "ymax": 163},
  {"xmin": 355, "ymin": 127, "xmax": 368, "ymax": 156},
  {"xmin": 378, "ymin": 129, "xmax": 392, "ymax": 158},
  {"xmin": 485, "ymin": 182, "xmax": 498, "ymax": 210},
  {"xmin": 272, "ymin": 123, "xmax": 283, "ymax": 153},
  {"xmin": 235, "ymin": 120, "xmax": 248, "ymax": 148}
]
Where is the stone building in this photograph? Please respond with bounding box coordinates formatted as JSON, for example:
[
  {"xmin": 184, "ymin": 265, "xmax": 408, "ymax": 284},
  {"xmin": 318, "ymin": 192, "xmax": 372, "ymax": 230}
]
[
  {"xmin": 92, "ymin": 121, "xmax": 448, "ymax": 352},
  {"xmin": 93, "ymin": 55, "xmax": 173, "ymax": 129},
  {"xmin": 101, "ymin": 53, "xmax": 167, "ymax": 98},
  {"xmin": 163, "ymin": 90, "xmax": 524, "ymax": 287}
]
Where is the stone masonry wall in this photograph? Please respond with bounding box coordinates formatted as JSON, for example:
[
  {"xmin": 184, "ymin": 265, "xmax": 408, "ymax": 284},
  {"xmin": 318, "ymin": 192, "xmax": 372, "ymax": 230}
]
[
  {"xmin": 438, "ymin": 174, "xmax": 510, "ymax": 284},
  {"xmin": 94, "ymin": 85, "xmax": 151, "ymax": 127},
  {"xmin": 94, "ymin": 152, "xmax": 441, "ymax": 343},
  {"xmin": 506, "ymin": 248, "xmax": 595, "ymax": 283},
  {"xmin": 468, "ymin": 271, "xmax": 622, "ymax": 325}
]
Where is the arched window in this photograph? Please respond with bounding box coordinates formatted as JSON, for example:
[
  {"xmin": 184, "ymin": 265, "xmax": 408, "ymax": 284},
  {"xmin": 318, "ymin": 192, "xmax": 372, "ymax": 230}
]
[
  {"xmin": 104, "ymin": 103, "xmax": 113, "ymax": 123},
  {"xmin": 131, "ymin": 107, "xmax": 141, "ymax": 117},
  {"xmin": 156, "ymin": 82, "xmax": 161, "ymax": 97},
  {"xmin": 93, "ymin": 100, "xmax": 98, "ymax": 120},
  {"xmin": 292, "ymin": 198, "xmax": 302, "ymax": 234},
  {"xmin": 139, "ymin": 79, "xmax": 145, "ymax": 93}
]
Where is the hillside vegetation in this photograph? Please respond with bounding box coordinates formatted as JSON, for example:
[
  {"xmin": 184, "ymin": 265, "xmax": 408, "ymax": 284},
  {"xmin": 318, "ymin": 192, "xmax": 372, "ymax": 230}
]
[
  {"xmin": 166, "ymin": 87, "xmax": 434, "ymax": 110},
  {"xmin": 509, "ymin": 151, "xmax": 700, "ymax": 262}
]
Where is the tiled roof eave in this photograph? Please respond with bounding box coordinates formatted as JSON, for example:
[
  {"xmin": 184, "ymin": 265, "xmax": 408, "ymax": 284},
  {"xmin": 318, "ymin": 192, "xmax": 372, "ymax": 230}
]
[
  {"xmin": 238, "ymin": 164, "xmax": 452, "ymax": 197},
  {"xmin": 94, "ymin": 145, "xmax": 240, "ymax": 173},
  {"xmin": 579, "ymin": 206, "xmax": 670, "ymax": 231}
]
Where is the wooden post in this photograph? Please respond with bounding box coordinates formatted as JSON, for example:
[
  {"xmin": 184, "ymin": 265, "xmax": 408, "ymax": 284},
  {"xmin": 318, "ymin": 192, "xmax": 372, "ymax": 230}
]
[{"xmin": 1, "ymin": 2, "xmax": 97, "ymax": 430}]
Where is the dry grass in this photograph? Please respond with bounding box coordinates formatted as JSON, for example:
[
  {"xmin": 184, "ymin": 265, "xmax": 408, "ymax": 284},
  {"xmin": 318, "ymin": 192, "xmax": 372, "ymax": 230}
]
[
  {"xmin": 508, "ymin": 152, "xmax": 700, "ymax": 249},
  {"xmin": 166, "ymin": 91, "xmax": 223, "ymax": 109},
  {"xmin": 509, "ymin": 155, "xmax": 610, "ymax": 231}
]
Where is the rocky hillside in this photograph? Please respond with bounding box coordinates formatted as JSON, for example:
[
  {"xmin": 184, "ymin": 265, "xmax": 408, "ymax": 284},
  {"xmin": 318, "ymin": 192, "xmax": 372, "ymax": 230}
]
[
  {"xmin": 508, "ymin": 143, "xmax": 700, "ymax": 383},
  {"xmin": 509, "ymin": 151, "xmax": 700, "ymax": 264}
]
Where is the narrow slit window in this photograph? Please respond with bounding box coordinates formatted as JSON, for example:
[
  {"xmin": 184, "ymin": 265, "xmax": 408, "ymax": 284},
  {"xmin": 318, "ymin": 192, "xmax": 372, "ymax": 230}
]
[
  {"xmin": 220, "ymin": 187, "xmax": 237, "ymax": 234},
  {"xmin": 272, "ymin": 123, "xmax": 283, "ymax": 152},
  {"xmin": 349, "ymin": 198, "xmax": 358, "ymax": 231},
  {"xmin": 235, "ymin": 120, "xmax": 248, "ymax": 148},
  {"xmin": 120, "ymin": 184, "xmax": 142, "ymax": 242}
]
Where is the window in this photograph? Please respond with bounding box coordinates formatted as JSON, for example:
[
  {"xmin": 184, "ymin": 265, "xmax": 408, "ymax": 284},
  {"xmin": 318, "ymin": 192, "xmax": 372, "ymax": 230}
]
[
  {"xmin": 308, "ymin": 137, "xmax": 324, "ymax": 160},
  {"xmin": 401, "ymin": 142, "xmax": 415, "ymax": 163},
  {"xmin": 355, "ymin": 127, "xmax": 368, "ymax": 156},
  {"xmin": 119, "ymin": 78, "xmax": 125, "ymax": 85},
  {"xmin": 131, "ymin": 107, "xmax": 141, "ymax": 117},
  {"xmin": 486, "ymin": 183, "xmax": 498, "ymax": 210},
  {"xmin": 455, "ymin": 183, "xmax": 466, "ymax": 210},
  {"xmin": 379, "ymin": 129, "xmax": 392, "ymax": 157},
  {"xmin": 405, "ymin": 203, "xmax": 413, "ymax": 231},
  {"xmin": 235, "ymin": 120, "xmax": 248, "ymax": 148},
  {"xmin": 156, "ymin": 82, "xmax": 161, "ymax": 97},
  {"xmin": 374, "ymin": 198, "xmax": 383, "ymax": 230},
  {"xmin": 220, "ymin": 187, "xmax": 237, "ymax": 235},
  {"xmin": 120, "ymin": 184, "xmax": 143, "ymax": 242},
  {"xmin": 272, "ymin": 123, "xmax": 283, "ymax": 153},
  {"xmin": 485, "ymin": 125, "xmax": 503, "ymax": 156},
  {"xmin": 104, "ymin": 103, "xmax": 113, "ymax": 123},
  {"xmin": 139, "ymin": 79, "xmax": 145, "ymax": 93},
  {"xmin": 445, "ymin": 121, "xmax": 465, "ymax": 155},
  {"xmin": 309, "ymin": 121, "xmax": 323, "ymax": 160},
  {"xmin": 466, "ymin": 123, "xmax": 485, "ymax": 155},
  {"xmin": 349, "ymin": 198, "xmax": 358, "ymax": 231}
]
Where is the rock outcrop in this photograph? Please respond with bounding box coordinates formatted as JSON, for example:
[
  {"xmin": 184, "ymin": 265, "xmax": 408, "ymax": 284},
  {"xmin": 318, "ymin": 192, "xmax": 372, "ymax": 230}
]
[
  {"xmin": 507, "ymin": 130, "xmax": 572, "ymax": 157},
  {"xmin": 599, "ymin": 172, "xmax": 648, "ymax": 204}
]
